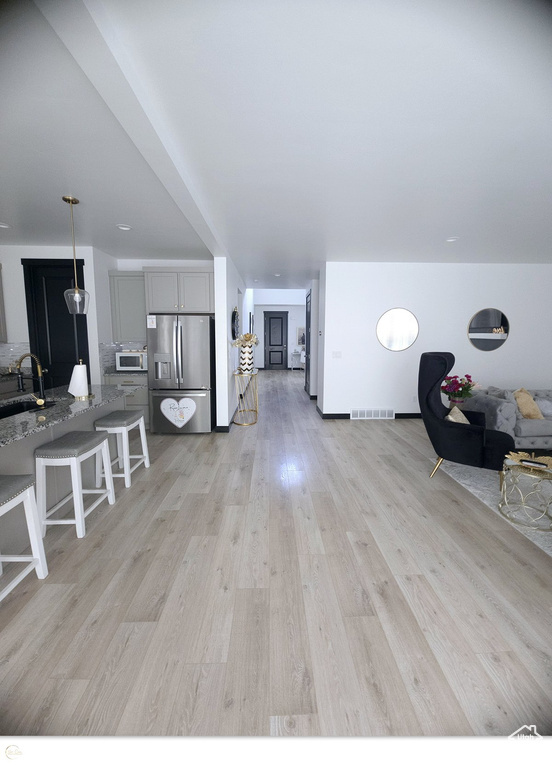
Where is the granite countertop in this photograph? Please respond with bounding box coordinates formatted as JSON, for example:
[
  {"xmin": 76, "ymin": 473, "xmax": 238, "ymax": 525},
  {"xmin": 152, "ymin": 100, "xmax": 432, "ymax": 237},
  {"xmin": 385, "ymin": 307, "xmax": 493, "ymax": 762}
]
[{"xmin": 0, "ymin": 384, "xmax": 146, "ymax": 447}]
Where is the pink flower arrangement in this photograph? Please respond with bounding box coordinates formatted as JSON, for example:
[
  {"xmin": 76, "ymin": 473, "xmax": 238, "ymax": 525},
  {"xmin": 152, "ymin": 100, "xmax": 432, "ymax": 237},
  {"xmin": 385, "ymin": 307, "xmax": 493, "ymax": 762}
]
[{"xmin": 441, "ymin": 374, "xmax": 476, "ymax": 400}]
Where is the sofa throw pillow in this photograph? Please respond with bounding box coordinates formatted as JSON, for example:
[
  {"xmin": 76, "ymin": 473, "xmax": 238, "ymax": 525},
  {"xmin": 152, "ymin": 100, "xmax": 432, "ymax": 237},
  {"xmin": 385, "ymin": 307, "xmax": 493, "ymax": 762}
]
[
  {"xmin": 487, "ymin": 386, "xmax": 516, "ymax": 402},
  {"xmin": 446, "ymin": 406, "xmax": 470, "ymax": 424},
  {"xmin": 513, "ymin": 388, "xmax": 544, "ymax": 419},
  {"xmin": 535, "ymin": 398, "xmax": 552, "ymax": 418}
]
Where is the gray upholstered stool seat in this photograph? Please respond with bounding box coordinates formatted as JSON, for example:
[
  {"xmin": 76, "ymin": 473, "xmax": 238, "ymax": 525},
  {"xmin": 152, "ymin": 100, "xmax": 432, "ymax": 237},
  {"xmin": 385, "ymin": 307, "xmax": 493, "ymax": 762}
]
[
  {"xmin": 34, "ymin": 430, "xmax": 109, "ymax": 458},
  {"xmin": 0, "ymin": 475, "xmax": 48, "ymax": 602},
  {"xmin": 34, "ymin": 430, "xmax": 115, "ymax": 539},
  {"xmin": 94, "ymin": 410, "xmax": 150, "ymax": 489}
]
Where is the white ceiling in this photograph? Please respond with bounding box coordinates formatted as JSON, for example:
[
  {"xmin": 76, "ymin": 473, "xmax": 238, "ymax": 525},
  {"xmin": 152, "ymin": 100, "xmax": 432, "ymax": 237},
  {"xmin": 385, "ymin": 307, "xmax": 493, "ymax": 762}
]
[{"xmin": 1, "ymin": 0, "xmax": 551, "ymax": 288}]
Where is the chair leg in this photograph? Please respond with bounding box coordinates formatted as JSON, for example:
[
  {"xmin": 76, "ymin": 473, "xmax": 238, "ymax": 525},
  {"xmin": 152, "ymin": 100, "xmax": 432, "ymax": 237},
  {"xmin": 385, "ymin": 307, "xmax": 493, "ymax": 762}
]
[
  {"xmin": 138, "ymin": 416, "xmax": 150, "ymax": 468},
  {"xmin": 22, "ymin": 487, "xmax": 48, "ymax": 579},
  {"xmin": 35, "ymin": 458, "xmax": 48, "ymax": 538},
  {"xmin": 101, "ymin": 440, "xmax": 116, "ymax": 504},
  {"xmin": 70, "ymin": 458, "xmax": 86, "ymax": 539},
  {"xmin": 430, "ymin": 457, "xmax": 444, "ymax": 478},
  {"xmin": 499, "ymin": 470, "xmax": 505, "ymax": 493}
]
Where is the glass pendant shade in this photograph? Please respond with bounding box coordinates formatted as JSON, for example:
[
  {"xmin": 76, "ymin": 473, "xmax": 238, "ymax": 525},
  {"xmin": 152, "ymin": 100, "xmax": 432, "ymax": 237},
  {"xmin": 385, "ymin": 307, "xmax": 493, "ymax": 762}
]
[
  {"xmin": 62, "ymin": 195, "xmax": 89, "ymax": 315},
  {"xmin": 64, "ymin": 286, "xmax": 90, "ymax": 315}
]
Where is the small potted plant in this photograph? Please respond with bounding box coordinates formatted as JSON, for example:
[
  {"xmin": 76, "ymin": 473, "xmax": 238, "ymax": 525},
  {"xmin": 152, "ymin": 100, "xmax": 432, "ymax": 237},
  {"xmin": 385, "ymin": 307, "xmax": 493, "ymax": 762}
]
[
  {"xmin": 232, "ymin": 333, "xmax": 259, "ymax": 373},
  {"xmin": 441, "ymin": 374, "xmax": 476, "ymax": 406}
]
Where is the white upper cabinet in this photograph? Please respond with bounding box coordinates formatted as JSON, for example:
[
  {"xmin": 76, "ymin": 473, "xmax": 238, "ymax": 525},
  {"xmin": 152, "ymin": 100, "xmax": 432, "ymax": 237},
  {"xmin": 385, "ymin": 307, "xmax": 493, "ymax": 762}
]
[
  {"xmin": 145, "ymin": 269, "xmax": 214, "ymax": 313},
  {"xmin": 109, "ymin": 272, "xmax": 147, "ymax": 343}
]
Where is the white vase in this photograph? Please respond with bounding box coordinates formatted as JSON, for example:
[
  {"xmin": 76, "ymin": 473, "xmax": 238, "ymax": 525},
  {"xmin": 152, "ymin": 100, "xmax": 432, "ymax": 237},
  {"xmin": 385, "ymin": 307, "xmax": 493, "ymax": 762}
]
[{"xmin": 239, "ymin": 344, "xmax": 254, "ymax": 373}]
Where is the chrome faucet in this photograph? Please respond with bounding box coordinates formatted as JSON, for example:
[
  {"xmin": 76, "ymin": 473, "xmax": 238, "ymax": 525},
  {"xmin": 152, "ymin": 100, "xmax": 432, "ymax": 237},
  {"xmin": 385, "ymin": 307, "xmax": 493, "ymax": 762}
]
[{"xmin": 14, "ymin": 353, "xmax": 46, "ymax": 401}]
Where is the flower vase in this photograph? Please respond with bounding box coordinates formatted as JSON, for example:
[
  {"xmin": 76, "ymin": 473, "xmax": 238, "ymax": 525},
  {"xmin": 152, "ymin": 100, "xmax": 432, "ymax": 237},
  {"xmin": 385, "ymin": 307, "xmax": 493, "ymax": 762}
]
[
  {"xmin": 239, "ymin": 344, "xmax": 255, "ymax": 373},
  {"xmin": 449, "ymin": 398, "xmax": 465, "ymax": 408}
]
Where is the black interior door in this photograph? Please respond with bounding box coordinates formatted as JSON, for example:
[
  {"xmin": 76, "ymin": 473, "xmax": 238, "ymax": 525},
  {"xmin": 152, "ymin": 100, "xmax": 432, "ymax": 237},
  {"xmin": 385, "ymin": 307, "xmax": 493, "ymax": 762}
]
[
  {"xmin": 264, "ymin": 311, "xmax": 288, "ymax": 370},
  {"xmin": 23, "ymin": 259, "xmax": 90, "ymax": 390}
]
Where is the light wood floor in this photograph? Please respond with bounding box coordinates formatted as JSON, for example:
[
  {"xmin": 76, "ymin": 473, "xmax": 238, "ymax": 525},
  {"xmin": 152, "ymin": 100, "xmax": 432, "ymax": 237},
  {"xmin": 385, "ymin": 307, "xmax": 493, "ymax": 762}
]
[{"xmin": 1, "ymin": 370, "xmax": 551, "ymax": 737}]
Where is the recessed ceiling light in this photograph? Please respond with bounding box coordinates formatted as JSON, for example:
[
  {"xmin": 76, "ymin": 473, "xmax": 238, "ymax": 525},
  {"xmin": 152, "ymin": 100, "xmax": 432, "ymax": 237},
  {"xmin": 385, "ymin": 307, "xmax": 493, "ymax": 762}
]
[
  {"xmin": 0, "ymin": 222, "xmax": 11, "ymax": 229},
  {"xmin": 446, "ymin": 236, "xmax": 459, "ymax": 243},
  {"xmin": 116, "ymin": 224, "xmax": 132, "ymax": 231},
  {"xmin": 274, "ymin": 273, "xmax": 281, "ymax": 277}
]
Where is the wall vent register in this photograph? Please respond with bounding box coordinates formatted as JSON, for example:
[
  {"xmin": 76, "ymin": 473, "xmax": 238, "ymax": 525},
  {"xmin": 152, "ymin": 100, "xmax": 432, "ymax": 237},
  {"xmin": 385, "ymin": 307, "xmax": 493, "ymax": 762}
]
[{"xmin": 351, "ymin": 408, "xmax": 395, "ymax": 420}]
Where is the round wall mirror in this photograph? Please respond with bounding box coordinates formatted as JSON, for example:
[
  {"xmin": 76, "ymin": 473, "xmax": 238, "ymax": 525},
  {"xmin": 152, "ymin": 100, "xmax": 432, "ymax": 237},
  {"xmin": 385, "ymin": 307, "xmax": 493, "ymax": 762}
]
[
  {"xmin": 468, "ymin": 308, "xmax": 509, "ymax": 351},
  {"xmin": 376, "ymin": 308, "xmax": 419, "ymax": 351}
]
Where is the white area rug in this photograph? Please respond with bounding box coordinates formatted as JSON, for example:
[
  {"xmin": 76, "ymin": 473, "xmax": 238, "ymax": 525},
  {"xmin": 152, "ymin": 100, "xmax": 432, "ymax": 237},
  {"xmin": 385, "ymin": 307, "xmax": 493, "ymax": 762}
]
[{"xmin": 440, "ymin": 460, "xmax": 552, "ymax": 557}]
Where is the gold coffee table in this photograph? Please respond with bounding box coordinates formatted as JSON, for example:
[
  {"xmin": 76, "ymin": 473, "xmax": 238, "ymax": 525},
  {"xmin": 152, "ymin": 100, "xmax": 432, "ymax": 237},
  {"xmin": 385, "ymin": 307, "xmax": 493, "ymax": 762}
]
[{"xmin": 499, "ymin": 452, "xmax": 552, "ymax": 530}]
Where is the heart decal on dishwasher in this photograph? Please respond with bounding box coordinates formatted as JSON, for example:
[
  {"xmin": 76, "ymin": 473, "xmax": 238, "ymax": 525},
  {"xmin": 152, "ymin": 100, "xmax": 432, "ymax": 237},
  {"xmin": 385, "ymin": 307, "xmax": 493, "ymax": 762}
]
[{"xmin": 160, "ymin": 397, "xmax": 197, "ymax": 428}]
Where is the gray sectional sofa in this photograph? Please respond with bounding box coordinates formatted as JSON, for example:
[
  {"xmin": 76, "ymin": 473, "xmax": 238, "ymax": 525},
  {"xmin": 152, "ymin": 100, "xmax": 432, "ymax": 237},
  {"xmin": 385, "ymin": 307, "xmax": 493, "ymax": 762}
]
[{"xmin": 467, "ymin": 387, "xmax": 552, "ymax": 450}]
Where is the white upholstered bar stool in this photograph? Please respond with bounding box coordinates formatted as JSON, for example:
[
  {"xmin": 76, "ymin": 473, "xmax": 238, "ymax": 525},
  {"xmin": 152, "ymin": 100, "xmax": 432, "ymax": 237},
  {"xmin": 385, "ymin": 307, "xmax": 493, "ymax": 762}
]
[
  {"xmin": 0, "ymin": 475, "xmax": 48, "ymax": 603},
  {"xmin": 94, "ymin": 410, "xmax": 150, "ymax": 489},
  {"xmin": 34, "ymin": 431, "xmax": 115, "ymax": 539}
]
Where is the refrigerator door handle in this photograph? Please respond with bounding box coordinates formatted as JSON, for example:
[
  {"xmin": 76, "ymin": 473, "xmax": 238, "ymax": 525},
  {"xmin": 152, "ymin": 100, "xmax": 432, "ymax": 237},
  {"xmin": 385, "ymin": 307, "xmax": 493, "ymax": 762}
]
[
  {"xmin": 173, "ymin": 318, "xmax": 180, "ymax": 387},
  {"xmin": 178, "ymin": 321, "xmax": 184, "ymax": 382}
]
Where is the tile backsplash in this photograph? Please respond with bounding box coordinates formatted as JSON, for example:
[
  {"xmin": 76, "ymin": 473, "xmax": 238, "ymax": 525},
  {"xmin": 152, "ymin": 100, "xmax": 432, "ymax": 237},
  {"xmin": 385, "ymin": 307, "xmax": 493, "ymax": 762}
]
[
  {"xmin": 0, "ymin": 342, "xmax": 31, "ymax": 370},
  {"xmin": 0, "ymin": 341, "xmax": 146, "ymax": 375}
]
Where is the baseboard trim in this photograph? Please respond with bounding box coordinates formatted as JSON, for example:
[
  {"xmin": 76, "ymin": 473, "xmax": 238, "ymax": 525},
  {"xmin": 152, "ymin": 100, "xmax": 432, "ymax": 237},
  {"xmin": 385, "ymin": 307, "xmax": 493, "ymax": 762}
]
[
  {"xmin": 316, "ymin": 406, "xmax": 350, "ymax": 420},
  {"xmin": 395, "ymin": 413, "xmax": 422, "ymax": 419}
]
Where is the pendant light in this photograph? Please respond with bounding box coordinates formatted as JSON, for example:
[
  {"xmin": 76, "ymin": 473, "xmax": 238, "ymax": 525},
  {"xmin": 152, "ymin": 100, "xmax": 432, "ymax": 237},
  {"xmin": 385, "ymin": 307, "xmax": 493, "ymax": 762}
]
[{"xmin": 62, "ymin": 195, "xmax": 89, "ymax": 314}]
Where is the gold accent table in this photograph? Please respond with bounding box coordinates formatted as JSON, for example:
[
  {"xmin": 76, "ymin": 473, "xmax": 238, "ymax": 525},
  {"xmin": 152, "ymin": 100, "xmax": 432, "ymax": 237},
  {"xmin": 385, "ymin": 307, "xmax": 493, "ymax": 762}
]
[
  {"xmin": 233, "ymin": 369, "xmax": 258, "ymax": 426},
  {"xmin": 499, "ymin": 452, "xmax": 552, "ymax": 530}
]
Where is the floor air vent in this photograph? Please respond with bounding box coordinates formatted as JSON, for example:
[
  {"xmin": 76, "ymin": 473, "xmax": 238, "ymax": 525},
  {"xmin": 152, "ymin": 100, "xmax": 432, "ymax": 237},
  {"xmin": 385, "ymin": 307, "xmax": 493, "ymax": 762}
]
[{"xmin": 351, "ymin": 408, "xmax": 395, "ymax": 420}]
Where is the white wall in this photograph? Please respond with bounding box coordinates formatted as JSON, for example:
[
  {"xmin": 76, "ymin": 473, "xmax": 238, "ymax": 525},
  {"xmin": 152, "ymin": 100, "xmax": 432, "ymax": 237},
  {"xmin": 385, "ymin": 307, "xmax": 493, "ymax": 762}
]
[
  {"xmin": 321, "ymin": 262, "xmax": 552, "ymax": 415},
  {"xmin": 213, "ymin": 255, "xmax": 246, "ymax": 427},
  {"xmin": 317, "ymin": 265, "xmax": 327, "ymax": 411},
  {"xmin": 306, "ymin": 278, "xmax": 320, "ymax": 396},
  {"xmin": 253, "ymin": 289, "xmax": 306, "ymax": 305}
]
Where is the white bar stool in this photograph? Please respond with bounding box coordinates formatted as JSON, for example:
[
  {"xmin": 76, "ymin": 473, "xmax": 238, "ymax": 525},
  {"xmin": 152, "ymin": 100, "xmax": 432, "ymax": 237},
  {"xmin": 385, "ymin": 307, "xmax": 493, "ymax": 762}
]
[
  {"xmin": 94, "ymin": 410, "xmax": 150, "ymax": 488},
  {"xmin": 34, "ymin": 431, "xmax": 115, "ymax": 539},
  {"xmin": 0, "ymin": 475, "xmax": 48, "ymax": 603}
]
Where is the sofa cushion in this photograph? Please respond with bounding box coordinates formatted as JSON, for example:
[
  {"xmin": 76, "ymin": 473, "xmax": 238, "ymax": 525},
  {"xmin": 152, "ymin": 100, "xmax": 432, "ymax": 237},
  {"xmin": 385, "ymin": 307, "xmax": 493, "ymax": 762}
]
[
  {"xmin": 535, "ymin": 398, "xmax": 552, "ymax": 418},
  {"xmin": 514, "ymin": 388, "xmax": 544, "ymax": 419},
  {"xmin": 446, "ymin": 406, "xmax": 470, "ymax": 424},
  {"xmin": 514, "ymin": 419, "xmax": 552, "ymax": 437},
  {"xmin": 486, "ymin": 386, "xmax": 515, "ymax": 402}
]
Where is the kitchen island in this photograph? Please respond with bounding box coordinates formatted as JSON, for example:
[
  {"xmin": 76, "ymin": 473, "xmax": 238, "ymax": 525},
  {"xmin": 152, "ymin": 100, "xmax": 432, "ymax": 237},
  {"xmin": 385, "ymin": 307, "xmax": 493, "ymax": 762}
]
[{"xmin": 0, "ymin": 383, "xmax": 145, "ymax": 553}]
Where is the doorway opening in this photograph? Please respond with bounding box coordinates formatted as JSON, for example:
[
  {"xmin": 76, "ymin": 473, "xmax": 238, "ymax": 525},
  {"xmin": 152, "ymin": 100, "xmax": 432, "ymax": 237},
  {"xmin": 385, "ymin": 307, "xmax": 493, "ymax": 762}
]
[{"xmin": 22, "ymin": 259, "xmax": 90, "ymax": 390}]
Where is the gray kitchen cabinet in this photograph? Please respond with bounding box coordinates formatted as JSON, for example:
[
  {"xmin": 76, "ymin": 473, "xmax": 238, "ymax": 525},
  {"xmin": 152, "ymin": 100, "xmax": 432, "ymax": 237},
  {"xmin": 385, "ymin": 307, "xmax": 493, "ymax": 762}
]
[
  {"xmin": 109, "ymin": 272, "xmax": 147, "ymax": 343},
  {"xmin": 103, "ymin": 373, "xmax": 149, "ymax": 427},
  {"xmin": 145, "ymin": 269, "xmax": 214, "ymax": 313}
]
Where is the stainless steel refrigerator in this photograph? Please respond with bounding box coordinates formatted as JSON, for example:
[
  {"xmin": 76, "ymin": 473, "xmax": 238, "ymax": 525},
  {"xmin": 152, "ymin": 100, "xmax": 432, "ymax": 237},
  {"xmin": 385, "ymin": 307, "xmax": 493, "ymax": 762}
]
[{"xmin": 147, "ymin": 314, "xmax": 215, "ymax": 434}]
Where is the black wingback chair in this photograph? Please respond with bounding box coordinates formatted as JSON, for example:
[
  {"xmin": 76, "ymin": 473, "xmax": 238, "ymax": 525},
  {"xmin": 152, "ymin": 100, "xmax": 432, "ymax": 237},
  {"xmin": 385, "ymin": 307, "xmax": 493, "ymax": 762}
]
[{"xmin": 418, "ymin": 352, "xmax": 515, "ymax": 481}]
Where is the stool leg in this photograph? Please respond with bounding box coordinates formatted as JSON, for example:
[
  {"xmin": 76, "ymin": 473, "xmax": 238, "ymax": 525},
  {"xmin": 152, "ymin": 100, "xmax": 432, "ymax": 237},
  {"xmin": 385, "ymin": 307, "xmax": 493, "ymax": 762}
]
[
  {"xmin": 120, "ymin": 429, "xmax": 132, "ymax": 488},
  {"xmin": 102, "ymin": 439, "xmax": 116, "ymax": 504},
  {"xmin": 116, "ymin": 433, "xmax": 124, "ymax": 470},
  {"xmin": 22, "ymin": 487, "xmax": 48, "ymax": 579},
  {"xmin": 138, "ymin": 417, "xmax": 150, "ymax": 468},
  {"xmin": 70, "ymin": 457, "xmax": 86, "ymax": 538},
  {"xmin": 35, "ymin": 457, "xmax": 48, "ymax": 538},
  {"xmin": 95, "ymin": 447, "xmax": 103, "ymax": 488}
]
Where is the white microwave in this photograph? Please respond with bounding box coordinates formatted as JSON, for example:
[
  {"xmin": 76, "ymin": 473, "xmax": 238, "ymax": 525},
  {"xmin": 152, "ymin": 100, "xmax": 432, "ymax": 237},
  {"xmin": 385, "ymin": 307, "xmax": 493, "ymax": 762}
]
[{"xmin": 115, "ymin": 351, "xmax": 148, "ymax": 371}]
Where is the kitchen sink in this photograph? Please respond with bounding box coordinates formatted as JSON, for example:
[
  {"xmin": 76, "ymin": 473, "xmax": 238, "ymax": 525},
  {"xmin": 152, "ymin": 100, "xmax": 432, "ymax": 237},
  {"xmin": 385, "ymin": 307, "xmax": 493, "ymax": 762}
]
[{"xmin": 0, "ymin": 401, "xmax": 56, "ymax": 419}]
